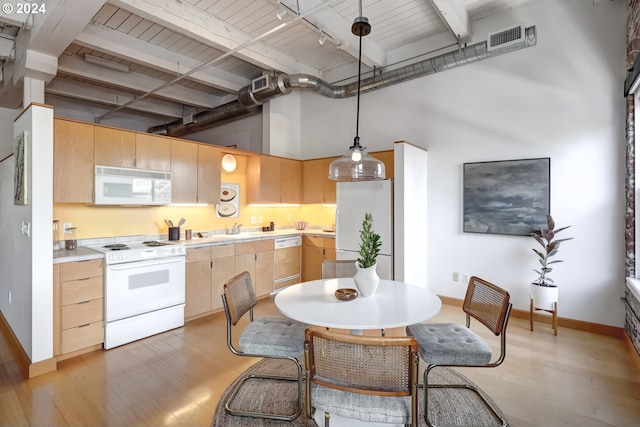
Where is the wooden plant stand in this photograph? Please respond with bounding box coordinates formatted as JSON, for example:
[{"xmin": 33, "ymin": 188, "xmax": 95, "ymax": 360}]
[{"xmin": 530, "ymin": 298, "xmax": 558, "ymax": 336}]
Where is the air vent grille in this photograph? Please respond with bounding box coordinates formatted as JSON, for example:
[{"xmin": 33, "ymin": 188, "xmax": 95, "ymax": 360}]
[
  {"xmin": 252, "ymin": 75, "xmax": 270, "ymax": 93},
  {"xmin": 487, "ymin": 25, "xmax": 525, "ymax": 52}
]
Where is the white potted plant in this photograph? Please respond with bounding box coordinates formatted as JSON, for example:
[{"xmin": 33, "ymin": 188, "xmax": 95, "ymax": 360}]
[
  {"xmin": 530, "ymin": 214, "xmax": 573, "ymax": 309},
  {"xmin": 354, "ymin": 212, "xmax": 382, "ymax": 297}
]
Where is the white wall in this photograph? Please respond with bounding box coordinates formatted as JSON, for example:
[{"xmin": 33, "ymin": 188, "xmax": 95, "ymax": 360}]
[
  {"xmin": 184, "ymin": 113, "xmax": 263, "ymax": 153},
  {"xmin": 300, "ymin": 0, "xmax": 626, "ymax": 326},
  {"xmin": 0, "ymin": 105, "xmax": 54, "ymax": 362},
  {"xmin": 0, "ymin": 107, "xmax": 20, "ymax": 157}
]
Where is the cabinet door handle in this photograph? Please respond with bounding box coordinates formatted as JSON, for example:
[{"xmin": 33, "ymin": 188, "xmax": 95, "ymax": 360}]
[
  {"xmin": 78, "ymin": 323, "xmax": 91, "ymax": 328},
  {"xmin": 78, "ymin": 300, "xmax": 91, "ymax": 304}
]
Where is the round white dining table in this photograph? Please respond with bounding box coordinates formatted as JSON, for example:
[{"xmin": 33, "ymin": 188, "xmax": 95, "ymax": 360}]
[{"xmin": 274, "ymin": 278, "xmax": 442, "ymax": 331}]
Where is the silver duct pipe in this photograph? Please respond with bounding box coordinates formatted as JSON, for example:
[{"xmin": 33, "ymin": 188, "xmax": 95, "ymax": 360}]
[{"xmin": 149, "ymin": 26, "xmax": 536, "ymax": 136}]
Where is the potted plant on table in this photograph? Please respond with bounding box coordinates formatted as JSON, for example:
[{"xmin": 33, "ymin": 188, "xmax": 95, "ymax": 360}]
[
  {"xmin": 530, "ymin": 214, "xmax": 573, "ymax": 309},
  {"xmin": 354, "ymin": 212, "xmax": 382, "ymax": 297}
]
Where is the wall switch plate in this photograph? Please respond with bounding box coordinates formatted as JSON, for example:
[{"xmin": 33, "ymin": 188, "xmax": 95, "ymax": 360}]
[
  {"xmin": 8, "ymin": 291, "xmax": 11, "ymax": 304},
  {"xmin": 63, "ymin": 222, "xmax": 72, "ymax": 233},
  {"xmin": 258, "ymin": 216, "xmax": 263, "ymax": 223},
  {"xmin": 250, "ymin": 216, "xmax": 257, "ymax": 224},
  {"xmin": 452, "ymin": 272, "xmax": 459, "ymax": 282},
  {"xmin": 462, "ymin": 273, "xmax": 470, "ymax": 283}
]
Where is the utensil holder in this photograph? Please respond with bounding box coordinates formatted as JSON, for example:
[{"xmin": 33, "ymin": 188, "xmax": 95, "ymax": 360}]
[{"xmin": 169, "ymin": 227, "xmax": 180, "ymax": 241}]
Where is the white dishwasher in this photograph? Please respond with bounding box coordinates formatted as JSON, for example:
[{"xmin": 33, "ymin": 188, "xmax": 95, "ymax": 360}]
[{"xmin": 274, "ymin": 236, "xmax": 302, "ymax": 290}]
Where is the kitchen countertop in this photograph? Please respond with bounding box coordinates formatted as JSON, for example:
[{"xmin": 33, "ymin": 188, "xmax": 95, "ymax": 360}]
[{"xmin": 53, "ymin": 229, "xmax": 335, "ymax": 263}]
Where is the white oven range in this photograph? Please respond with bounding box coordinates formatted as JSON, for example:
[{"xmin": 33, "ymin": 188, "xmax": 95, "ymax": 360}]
[{"xmin": 91, "ymin": 241, "xmax": 186, "ymax": 349}]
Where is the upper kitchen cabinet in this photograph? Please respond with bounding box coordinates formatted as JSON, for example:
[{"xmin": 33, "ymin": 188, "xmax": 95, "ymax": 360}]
[
  {"xmin": 94, "ymin": 126, "xmax": 136, "ymax": 168},
  {"xmin": 302, "ymin": 157, "xmax": 337, "ymax": 204},
  {"xmin": 371, "ymin": 150, "xmax": 394, "ymax": 179},
  {"xmin": 54, "ymin": 119, "xmax": 95, "ymax": 203},
  {"xmin": 135, "ymin": 133, "xmax": 171, "ymax": 172},
  {"xmin": 197, "ymin": 144, "xmax": 222, "ymax": 204},
  {"xmin": 171, "ymin": 140, "xmax": 221, "ymax": 204},
  {"xmin": 170, "ymin": 139, "xmax": 198, "ymax": 203},
  {"xmin": 247, "ymin": 155, "xmax": 301, "ymax": 204}
]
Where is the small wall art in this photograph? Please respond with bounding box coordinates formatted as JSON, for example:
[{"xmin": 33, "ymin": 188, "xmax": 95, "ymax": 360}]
[
  {"xmin": 463, "ymin": 157, "xmax": 550, "ymax": 236},
  {"xmin": 14, "ymin": 131, "xmax": 28, "ymax": 205},
  {"xmin": 216, "ymin": 183, "xmax": 240, "ymax": 218}
]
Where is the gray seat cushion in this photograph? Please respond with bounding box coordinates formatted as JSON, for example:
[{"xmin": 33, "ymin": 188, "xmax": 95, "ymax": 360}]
[
  {"xmin": 406, "ymin": 323, "xmax": 492, "ymax": 365},
  {"xmin": 239, "ymin": 316, "xmax": 306, "ymax": 357},
  {"xmin": 311, "ymin": 384, "xmax": 412, "ymax": 424}
]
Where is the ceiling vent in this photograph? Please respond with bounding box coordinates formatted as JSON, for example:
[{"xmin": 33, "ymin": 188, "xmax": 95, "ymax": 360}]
[
  {"xmin": 487, "ymin": 25, "xmax": 525, "ymax": 52},
  {"xmin": 251, "ymin": 74, "xmax": 270, "ymax": 93}
]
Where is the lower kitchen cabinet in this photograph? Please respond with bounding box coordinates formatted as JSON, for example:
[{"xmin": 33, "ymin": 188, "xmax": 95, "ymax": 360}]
[
  {"xmin": 185, "ymin": 243, "xmax": 236, "ymax": 320},
  {"xmin": 211, "ymin": 244, "xmax": 235, "ymax": 311},
  {"xmin": 185, "ymin": 246, "xmax": 213, "ymax": 318},
  {"xmin": 302, "ymin": 236, "xmax": 335, "ymax": 281},
  {"xmin": 235, "ymin": 240, "xmax": 274, "ymax": 298},
  {"xmin": 54, "ymin": 258, "xmax": 105, "ymax": 358}
]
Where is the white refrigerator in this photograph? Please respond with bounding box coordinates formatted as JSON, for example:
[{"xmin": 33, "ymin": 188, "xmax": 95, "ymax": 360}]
[{"xmin": 335, "ymin": 180, "xmax": 393, "ymax": 280}]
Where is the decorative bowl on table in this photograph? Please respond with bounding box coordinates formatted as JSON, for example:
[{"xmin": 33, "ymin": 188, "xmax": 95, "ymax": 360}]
[
  {"xmin": 294, "ymin": 221, "xmax": 308, "ymax": 230},
  {"xmin": 335, "ymin": 288, "xmax": 358, "ymax": 301}
]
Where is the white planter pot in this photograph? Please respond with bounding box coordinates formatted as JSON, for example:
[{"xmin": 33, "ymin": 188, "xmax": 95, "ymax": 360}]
[
  {"xmin": 354, "ymin": 262, "xmax": 380, "ymax": 297},
  {"xmin": 529, "ymin": 283, "xmax": 559, "ymax": 310}
]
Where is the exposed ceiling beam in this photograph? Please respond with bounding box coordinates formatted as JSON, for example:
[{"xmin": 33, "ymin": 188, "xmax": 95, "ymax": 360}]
[
  {"xmin": 47, "ymin": 78, "xmax": 185, "ymax": 118},
  {"xmin": 76, "ymin": 24, "xmax": 251, "ymax": 93},
  {"xmin": 429, "ymin": 0, "xmax": 471, "ymax": 41},
  {"xmin": 110, "ymin": 0, "xmax": 321, "ymax": 76},
  {"xmin": 283, "ymin": 0, "xmax": 387, "ymax": 68},
  {"xmin": 57, "ymin": 54, "xmax": 235, "ymax": 108}
]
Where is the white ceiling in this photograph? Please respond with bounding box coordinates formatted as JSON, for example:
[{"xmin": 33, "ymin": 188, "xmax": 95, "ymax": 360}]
[{"xmin": 0, "ymin": 0, "xmax": 533, "ymax": 129}]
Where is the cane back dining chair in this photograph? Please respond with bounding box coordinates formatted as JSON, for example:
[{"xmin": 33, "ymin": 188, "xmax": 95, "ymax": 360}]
[
  {"xmin": 321, "ymin": 259, "xmax": 357, "ymax": 279},
  {"xmin": 406, "ymin": 275, "xmax": 512, "ymax": 427},
  {"xmin": 304, "ymin": 326, "xmax": 420, "ymax": 427},
  {"xmin": 221, "ymin": 271, "xmax": 307, "ymax": 421}
]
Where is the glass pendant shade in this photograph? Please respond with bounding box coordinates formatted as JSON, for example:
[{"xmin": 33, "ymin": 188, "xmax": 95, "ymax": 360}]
[{"xmin": 328, "ymin": 144, "xmax": 386, "ymax": 181}]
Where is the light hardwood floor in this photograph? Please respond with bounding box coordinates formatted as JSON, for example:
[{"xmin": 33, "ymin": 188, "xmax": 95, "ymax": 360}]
[{"xmin": 1, "ymin": 298, "xmax": 639, "ymax": 427}]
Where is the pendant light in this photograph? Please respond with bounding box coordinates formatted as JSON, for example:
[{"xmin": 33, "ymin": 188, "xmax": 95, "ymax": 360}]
[{"xmin": 328, "ymin": 1, "xmax": 385, "ymax": 182}]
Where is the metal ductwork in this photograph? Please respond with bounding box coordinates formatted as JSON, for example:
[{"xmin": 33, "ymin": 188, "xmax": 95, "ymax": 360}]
[{"xmin": 149, "ymin": 26, "xmax": 536, "ymax": 137}]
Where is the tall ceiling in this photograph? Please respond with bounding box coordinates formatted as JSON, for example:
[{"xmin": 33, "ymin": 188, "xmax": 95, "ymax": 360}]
[{"xmin": 0, "ymin": 0, "xmax": 533, "ymax": 129}]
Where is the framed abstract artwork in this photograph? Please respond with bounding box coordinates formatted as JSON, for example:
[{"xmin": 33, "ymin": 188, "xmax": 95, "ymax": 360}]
[
  {"xmin": 463, "ymin": 157, "xmax": 550, "ymax": 236},
  {"xmin": 14, "ymin": 131, "xmax": 28, "ymax": 206}
]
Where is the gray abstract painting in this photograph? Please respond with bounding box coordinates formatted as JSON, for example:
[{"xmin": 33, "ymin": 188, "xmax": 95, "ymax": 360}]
[{"xmin": 463, "ymin": 158, "xmax": 550, "ymax": 236}]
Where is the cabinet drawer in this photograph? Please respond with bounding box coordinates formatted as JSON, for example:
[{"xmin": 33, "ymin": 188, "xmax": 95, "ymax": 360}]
[
  {"xmin": 62, "ymin": 276, "xmax": 103, "ymax": 305},
  {"xmin": 62, "ymin": 299, "xmax": 104, "ymax": 329},
  {"xmin": 303, "ymin": 236, "xmax": 324, "ymax": 248},
  {"xmin": 235, "ymin": 239, "xmax": 273, "ymax": 255},
  {"xmin": 212, "ymin": 243, "xmax": 235, "ymax": 258},
  {"xmin": 186, "ymin": 246, "xmax": 212, "ymax": 262},
  {"xmin": 62, "ymin": 259, "xmax": 104, "ymax": 281},
  {"xmin": 62, "ymin": 321, "xmax": 104, "ymax": 354}
]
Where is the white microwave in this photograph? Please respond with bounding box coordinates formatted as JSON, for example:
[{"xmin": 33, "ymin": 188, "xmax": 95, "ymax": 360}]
[{"xmin": 94, "ymin": 165, "xmax": 172, "ymax": 206}]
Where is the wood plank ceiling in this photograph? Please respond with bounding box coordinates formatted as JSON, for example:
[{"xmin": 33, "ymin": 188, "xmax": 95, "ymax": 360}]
[{"xmin": 0, "ymin": 0, "xmax": 532, "ymax": 129}]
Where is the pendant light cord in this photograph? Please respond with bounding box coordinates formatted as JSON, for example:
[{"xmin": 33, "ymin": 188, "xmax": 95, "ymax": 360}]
[{"xmin": 354, "ymin": 31, "xmax": 363, "ymax": 148}]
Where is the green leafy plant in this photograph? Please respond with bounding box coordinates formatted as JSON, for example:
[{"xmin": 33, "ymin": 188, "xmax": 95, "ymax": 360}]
[
  {"xmin": 358, "ymin": 212, "xmax": 382, "ymax": 269},
  {"xmin": 531, "ymin": 214, "xmax": 573, "ymax": 287}
]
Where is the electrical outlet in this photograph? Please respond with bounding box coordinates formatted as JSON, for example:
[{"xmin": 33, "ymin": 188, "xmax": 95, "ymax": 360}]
[
  {"xmin": 250, "ymin": 216, "xmax": 257, "ymax": 224},
  {"xmin": 452, "ymin": 272, "xmax": 459, "ymax": 282},
  {"xmin": 462, "ymin": 273, "xmax": 470, "ymax": 283},
  {"xmin": 287, "ymin": 215, "xmax": 292, "ymax": 221},
  {"xmin": 63, "ymin": 222, "xmax": 72, "ymax": 233},
  {"xmin": 258, "ymin": 216, "xmax": 263, "ymax": 223}
]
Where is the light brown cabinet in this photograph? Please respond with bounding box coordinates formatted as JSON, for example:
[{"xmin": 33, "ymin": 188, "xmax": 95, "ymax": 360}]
[
  {"xmin": 197, "ymin": 144, "xmax": 222, "ymax": 204},
  {"xmin": 170, "ymin": 139, "xmax": 198, "ymax": 203},
  {"xmin": 135, "ymin": 133, "xmax": 171, "ymax": 171},
  {"xmin": 235, "ymin": 240, "xmax": 274, "ymax": 298},
  {"xmin": 247, "ymin": 155, "xmax": 302, "ymax": 204},
  {"xmin": 171, "ymin": 140, "xmax": 222, "ymax": 204},
  {"xmin": 53, "ymin": 119, "xmax": 95, "ymax": 203},
  {"xmin": 185, "ymin": 243, "xmax": 235, "ymax": 320},
  {"xmin": 371, "ymin": 150, "xmax": 394, "ymax": 179},
  {"xmin": 302, "ymin": 236, "xmax": 335, "ymax": 281},
  {"xmin": 211, "ymin": 244, "xmax": 236, "ymax": 311},
  {"xmin": 94, "ymin": 126, "xmax": 136, "ymax": 168},
  {"xmin": 302, "ymin": 157, "xmax": 337, "ymax": 204},
  {"xmin": 54, "ymin": 259, "xmax": 105, "ymax": 357},
  {"xmin": 185, "ymin": 246, "xmax": 213, "ymax": 318}
]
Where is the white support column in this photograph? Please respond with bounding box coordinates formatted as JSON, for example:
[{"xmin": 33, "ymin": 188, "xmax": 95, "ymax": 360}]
[{"xmin": 23, "ymin": 77, "xmax": 45, "ymax": 105}]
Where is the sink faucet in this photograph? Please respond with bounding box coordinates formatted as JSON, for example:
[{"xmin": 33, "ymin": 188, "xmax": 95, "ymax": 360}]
[{"xmin": 231, "ymin": 223, "xmax": 242, "ymax": 234}]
